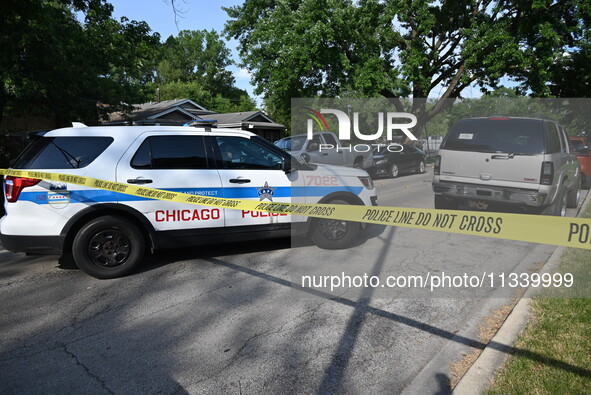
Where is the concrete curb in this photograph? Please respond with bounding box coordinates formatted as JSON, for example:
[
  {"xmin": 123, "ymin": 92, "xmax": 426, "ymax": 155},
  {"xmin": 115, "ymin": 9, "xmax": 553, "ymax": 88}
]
[{"xmin": 453, "ymin": 190, "xmax": 591, "ymax": 394}]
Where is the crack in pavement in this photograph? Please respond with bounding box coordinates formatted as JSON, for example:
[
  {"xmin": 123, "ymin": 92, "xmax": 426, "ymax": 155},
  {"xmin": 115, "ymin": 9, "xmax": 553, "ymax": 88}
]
[
  {"xmin": 60, "ymin": 342, "xmax": 115, "ymax": 394},
  {"xmin": 191, "ymin": 300, "xmax": 328, "ymax": 387},
  {"xmin": 0, "ymin": 265, "xmax": 285, "ymax": 361}
]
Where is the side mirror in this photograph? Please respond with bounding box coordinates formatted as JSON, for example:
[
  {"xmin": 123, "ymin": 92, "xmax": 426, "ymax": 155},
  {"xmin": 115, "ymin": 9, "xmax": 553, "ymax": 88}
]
[
  {"xmin": 282, "ymin": 158, "xmax": 291, "ymax": 173},
  {"xmin": 300, "ymin": 152, "xmax": 311, "ymax": 164},
  {"xmin": 307, "ymin": 142, "xmax": 319, "ymax": 152}
]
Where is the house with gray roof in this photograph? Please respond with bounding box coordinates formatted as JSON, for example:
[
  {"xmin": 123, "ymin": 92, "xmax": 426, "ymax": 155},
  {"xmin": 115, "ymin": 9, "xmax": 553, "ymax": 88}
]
[
  {"xmin": 208, "ymin": 111, "xmax": 286, "ymax": 141},
  {"xmin": 105, "ymin": 99, "xmax": 285, "ymax": 141}
]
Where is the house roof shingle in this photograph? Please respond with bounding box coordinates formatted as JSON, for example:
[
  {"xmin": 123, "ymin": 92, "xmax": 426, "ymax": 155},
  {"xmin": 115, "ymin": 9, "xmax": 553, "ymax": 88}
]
[
  {"xmin": 104, "ymin": 99, "xmax": 284, "ymax": 131},
  {"xmin": 107, "ymin": 99, "xmax": 214, "ymax": 123}
]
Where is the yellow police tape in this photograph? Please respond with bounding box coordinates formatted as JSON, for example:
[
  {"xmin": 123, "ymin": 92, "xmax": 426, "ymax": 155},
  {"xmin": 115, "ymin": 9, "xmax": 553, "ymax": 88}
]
[{"xmin": 2, "ymin": 169, "xmax": 591, "ymax": 250}]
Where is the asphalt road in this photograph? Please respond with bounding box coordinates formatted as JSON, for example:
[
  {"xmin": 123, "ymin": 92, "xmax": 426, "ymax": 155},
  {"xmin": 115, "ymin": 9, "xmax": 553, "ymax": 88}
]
[{"xmin": 0, "ymin": 168, "xmax": 585, "ymax": 394}]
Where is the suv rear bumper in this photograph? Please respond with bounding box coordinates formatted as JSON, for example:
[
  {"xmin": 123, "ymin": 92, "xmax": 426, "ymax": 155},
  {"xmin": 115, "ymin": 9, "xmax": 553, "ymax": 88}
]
[
  {"xmin": 432, "ymin": 181, "xmax": 546, "ymax": 207},
  {"xmin": 0, "ymin": 234, "xmax": 64, "ymax": 254}
]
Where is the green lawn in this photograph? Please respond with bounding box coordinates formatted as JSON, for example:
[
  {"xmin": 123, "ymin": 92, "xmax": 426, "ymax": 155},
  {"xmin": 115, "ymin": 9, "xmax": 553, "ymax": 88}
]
[{"xmin": 487, "ymin": 204, "xmax": 591, "ymax": 394}]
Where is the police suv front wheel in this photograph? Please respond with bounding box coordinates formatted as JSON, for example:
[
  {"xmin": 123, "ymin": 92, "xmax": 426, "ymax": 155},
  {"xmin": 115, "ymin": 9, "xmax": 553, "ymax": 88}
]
[
  {"xmin": 310, "ymin": 199, "xmax": 362, "ymax": 250},
  {"xmin": 72, "ymin": 216, "xmax": 146, "ymax": 279}
]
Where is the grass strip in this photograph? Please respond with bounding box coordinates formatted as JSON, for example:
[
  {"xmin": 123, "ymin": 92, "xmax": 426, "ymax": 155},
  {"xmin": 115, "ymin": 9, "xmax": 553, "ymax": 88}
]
[{"xmin": 487, "ymin": 203, "xmax": 591, "ymax": 394}]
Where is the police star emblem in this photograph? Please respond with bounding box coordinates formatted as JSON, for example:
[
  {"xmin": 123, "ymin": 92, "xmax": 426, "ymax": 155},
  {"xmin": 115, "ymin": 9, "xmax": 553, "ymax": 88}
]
[{"xmin": 257, "ymin": 182, "xmax": 276, "ymax": 201}]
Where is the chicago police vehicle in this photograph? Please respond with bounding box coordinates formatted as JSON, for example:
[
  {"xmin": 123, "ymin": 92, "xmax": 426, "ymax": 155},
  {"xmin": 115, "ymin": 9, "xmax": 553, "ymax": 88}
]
[{"xmin": 1, "ymin": 123, "xmax": 378, "ymax": 278}]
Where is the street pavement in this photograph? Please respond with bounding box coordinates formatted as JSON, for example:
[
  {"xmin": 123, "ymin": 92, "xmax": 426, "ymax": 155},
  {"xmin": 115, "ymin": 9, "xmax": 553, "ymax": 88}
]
[{"xmin": 0, "ymin": 168, "xmax": 582, "ymax": 394}]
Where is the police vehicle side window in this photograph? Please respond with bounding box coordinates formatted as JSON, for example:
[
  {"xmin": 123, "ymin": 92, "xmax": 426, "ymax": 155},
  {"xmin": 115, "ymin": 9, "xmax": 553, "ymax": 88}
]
[
  {"xmin": 131, "ymin": 136, "xmax": 208, "ymax": 169},
  {"xmin": 12, "ymin": 137, "xmax": 113, "ymax": 169},
  {"xmin": 215, "ymin": 136, "xmax": 284, "ymax": 170}
]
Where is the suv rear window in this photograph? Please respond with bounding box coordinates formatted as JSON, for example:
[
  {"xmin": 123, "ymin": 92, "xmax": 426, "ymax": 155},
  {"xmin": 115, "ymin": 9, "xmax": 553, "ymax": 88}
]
[
  {"xmin": 11, "ymin": 137, "xmax": 113, "ymax": 169},
  {"xmin": 442, "ymin": 119, "xmax": 545, "ymax": 155}
]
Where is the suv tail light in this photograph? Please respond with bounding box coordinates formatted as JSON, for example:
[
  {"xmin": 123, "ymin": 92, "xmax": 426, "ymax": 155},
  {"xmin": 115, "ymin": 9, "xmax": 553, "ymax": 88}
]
[
  {"xmin": 540, "ymin": 162, "xmax": 554, "ymax": 185},
  {"xmin": 4, "ymin": 176, "xmax": 40, "ymax": 202},
  {"xmin": 434, "ymin": 155, "xmax": 441, "ymax": 175}
]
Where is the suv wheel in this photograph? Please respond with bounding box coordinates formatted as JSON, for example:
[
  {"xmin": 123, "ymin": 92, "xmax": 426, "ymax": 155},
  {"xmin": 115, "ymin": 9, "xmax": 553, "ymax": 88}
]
[
  {"xmin": 417, "ymin": 160, "xmax": 426, "ymax": 174},
  {"xmin": 390, "ymin": 163, "xmax": 399, "ymax": 178},
  {"xmin": 542, "ymin": 188, "xmax": 567, "ymax": 216},
  {"xmin": 583, "ymin": 174, "xmax": 591, "ymax": 190},
  {"xmin": 72, "ymin": 216, "xmax": 146, "ymax": 279},
  {"xmin": 310, "ymin": 199, "xmax": 361, "ymax": 249},
  {"xmin": 567, "ymin": 178, "xmax": 581, "ymax": 208},
  {"xmin": 353, "ymin": 158, "xmax": 364, "ymax": 168}
]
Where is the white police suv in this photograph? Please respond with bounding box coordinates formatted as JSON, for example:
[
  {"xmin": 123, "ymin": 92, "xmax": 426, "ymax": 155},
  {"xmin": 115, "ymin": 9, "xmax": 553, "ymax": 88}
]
[{"xmin": 1, "ymin": 124, "xmax": 377, "ymax": 278}]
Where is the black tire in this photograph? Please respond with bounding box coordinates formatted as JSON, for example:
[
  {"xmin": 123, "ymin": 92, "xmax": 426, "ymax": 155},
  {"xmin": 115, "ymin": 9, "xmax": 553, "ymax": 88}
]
[
  {"xmin": 310, "ymin": 199, "xmax": 362, "ymax": 250},
  {"xmin": 434, "ymin": 195, "xmax": 457, "ymax": 210},
  {"xmin": 542, "ymin": 188, "xmax": 567, "ymax": 216},
  {"xmin": 390, "ymin": 163, "xmax": 399, "ymax": 178},
  {"xmin": 567, "ymin": 178, "xmax": 581, "ymax": 208},
  {"xmin": 582, "ymin": 174, "xmax": 591, "ymax": 190},
  {"xmin": 416, "ymin": 160, "xmax": 426, "ymax": 174},
  {"xmin": 72, "ymin": 215, "xmax": 146, "ymax": 279},
  {"xmin": 353, "ymin": 157, "xmax": 364, "ymax": 168}
]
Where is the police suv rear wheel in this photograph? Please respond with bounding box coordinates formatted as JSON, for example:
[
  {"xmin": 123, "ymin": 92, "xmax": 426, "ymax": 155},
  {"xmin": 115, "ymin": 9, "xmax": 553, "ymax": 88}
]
[
  {"xmin": 72, "ymin": 216, "xmax": 146, "ymax": 279},
  {"xmin": 310, "ymin": 199, "xmax": 362, "ymax": 250}
]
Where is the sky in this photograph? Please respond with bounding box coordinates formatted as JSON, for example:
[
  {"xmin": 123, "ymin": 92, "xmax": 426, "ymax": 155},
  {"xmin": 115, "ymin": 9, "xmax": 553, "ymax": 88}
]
[{"xmin": 108, "ymin": 0, "xmax": 257, "ymax": 100}]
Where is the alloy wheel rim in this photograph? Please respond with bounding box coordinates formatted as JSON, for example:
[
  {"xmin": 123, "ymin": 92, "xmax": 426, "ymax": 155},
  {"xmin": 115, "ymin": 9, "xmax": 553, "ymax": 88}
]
[
  {"xmin": 391, "ymin": 164, "xmax": 399, "ymax": 177},
  {"xmin": 560, "ymin": 194, "xmax": 567, "ymax": 217},
  {"xmin": 88, "ymin": 229, "xmax": 131, "ymax": 267},
  {"xmin": 318, "ymin": 219, "xmax": 349, "ymax": 240}
]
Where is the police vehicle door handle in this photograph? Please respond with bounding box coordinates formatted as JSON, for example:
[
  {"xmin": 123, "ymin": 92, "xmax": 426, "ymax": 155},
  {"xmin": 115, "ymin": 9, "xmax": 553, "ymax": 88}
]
[
  {"xmin": 229, "ymin": 177, "xmax": 251, "ymax": 184},
  {"xmin": 127, "ymin": 177, "xmax": 153, "ymax": 184}
]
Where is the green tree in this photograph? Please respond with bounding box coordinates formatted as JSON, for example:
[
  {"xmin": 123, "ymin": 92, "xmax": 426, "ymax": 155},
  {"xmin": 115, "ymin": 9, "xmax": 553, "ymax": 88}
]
[
  {"xmin": 511, "ymin": 0, "xmax": 590, "ymax": 97},
  {"xmin": 155, "ymin": 29, "xmax": 258, "ymax": 112},
  {"xmin": 156, "ymin": 30, "xmax": 237, "ymax": 98},
  {"xmin": 224, "ymin": 0, "xmax": 589, "ymax": 134},
  {"xmin": 546, "ymin": 42, "xmax": 591, "ymax": 98},
  {"xmin": 156, "ymin": 80, "xmax": 256, "ymax": 113},
  {"xmin": 0, "ymin": 0, "xmax": 160, "ymax": 126}
]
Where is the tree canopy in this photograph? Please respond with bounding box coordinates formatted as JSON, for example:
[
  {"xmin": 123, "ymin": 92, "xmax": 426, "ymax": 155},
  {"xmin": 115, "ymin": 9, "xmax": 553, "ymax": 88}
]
[
  {"xmin": 154, "ymin": 29, "xmax": 256, "ymax": 112},
  {"xmin": 1, "ymin": 0, "xmax": 161, "ymax": 126},
  {"xmin": 0, "ymin": 1, "xmax": 257, "ymax": 129},
  {"xmin": 224, "ymin": 0, "xmax": 591, "ymax": 133}
]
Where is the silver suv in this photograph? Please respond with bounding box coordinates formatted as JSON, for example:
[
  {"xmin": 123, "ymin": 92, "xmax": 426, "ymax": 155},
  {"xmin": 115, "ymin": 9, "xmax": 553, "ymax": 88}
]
[{"xmin": 432, "ymin": 117, "xmax": 581, "ymax": 215}]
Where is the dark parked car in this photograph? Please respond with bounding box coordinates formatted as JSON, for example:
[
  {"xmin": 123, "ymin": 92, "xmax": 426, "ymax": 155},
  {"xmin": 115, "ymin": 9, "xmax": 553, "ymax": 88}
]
[{"xmin": 370, "ymin": 144, "xmax": 427, "ymax": 178}]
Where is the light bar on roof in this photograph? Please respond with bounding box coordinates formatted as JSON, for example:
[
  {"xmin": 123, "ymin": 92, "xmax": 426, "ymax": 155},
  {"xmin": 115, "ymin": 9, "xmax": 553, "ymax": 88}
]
[{"xmin": 186, "ymin": 119, "xmax": 218, "ymax": 128}]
